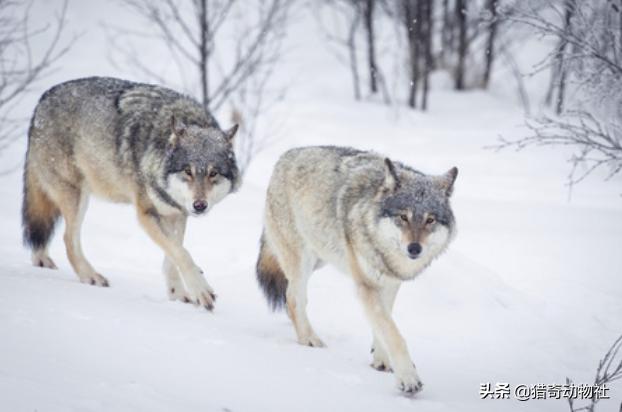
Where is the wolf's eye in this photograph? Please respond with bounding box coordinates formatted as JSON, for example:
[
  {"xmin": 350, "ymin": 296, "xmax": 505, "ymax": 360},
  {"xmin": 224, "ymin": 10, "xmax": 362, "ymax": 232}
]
[
  {"xmin": 184, "ymin": 167, "xmax": 192, "ymax": 177},
  {"xmin": 399, "ymin": 214, "xmax": 408, "ymax": 222},
  {"xmin": 425, "ymin": 216, "xmax": 436, "ymax": 225},
  {"xmin": 209, "ymin": 170, "xmax": 218, "ymax": 178}
]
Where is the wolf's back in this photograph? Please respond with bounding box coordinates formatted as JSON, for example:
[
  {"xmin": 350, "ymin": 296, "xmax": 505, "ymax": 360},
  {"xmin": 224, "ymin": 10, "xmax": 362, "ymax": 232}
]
[
  {"xmin": 256, "ymin": 146, "xmax": 382, "ymax": 310},
  {"xmin": 27, "ymin": 77, "xmax": 134, "ymax": 152},
  {"xmin": 29, "ymin": 77, "xmax": 213, "ymax": 149}
]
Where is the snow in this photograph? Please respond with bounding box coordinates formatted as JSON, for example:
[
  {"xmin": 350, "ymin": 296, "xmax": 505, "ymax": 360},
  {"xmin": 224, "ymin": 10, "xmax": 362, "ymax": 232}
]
[{"xmin": 0, "ymin": 2, "xmax": 621, "ymax": 412}]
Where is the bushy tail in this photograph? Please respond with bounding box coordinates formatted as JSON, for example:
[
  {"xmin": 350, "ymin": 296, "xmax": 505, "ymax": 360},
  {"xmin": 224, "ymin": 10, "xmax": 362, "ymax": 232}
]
[
  {"xmin": 22, "ymin": 161, "xmax": 60, "ymax": 252},
  {"xmin": 256, "ymin": 233, "xmax": 288, "ymax": 311}
]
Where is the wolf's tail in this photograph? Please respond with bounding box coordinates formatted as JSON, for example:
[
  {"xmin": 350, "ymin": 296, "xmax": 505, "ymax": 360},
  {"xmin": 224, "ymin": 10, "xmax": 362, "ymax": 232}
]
[
  {"xmin": 256, "ymin": 233, "xmax": 288, "ymax": 311},
  {"xmin": 22, "ymin": 159, "xmax": 60, "ymax": 252}
]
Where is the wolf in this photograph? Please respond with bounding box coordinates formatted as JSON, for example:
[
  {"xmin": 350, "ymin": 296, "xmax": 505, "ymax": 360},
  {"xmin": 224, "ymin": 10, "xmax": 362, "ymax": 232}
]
[
  {"xmin": 22, "ymin": 77, "xmax": 240, "ymax": 310},
  {"xmin": 256, "ymin": 146, "xmax": 457, "ymax": 395}
]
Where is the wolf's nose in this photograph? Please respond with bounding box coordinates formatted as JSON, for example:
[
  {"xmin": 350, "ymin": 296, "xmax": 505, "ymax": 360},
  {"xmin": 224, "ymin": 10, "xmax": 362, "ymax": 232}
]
[
  {"xmin": 407, "ymin": 242, "xmax": 422, "ymax": 258},
  {"xmin": 193, "ymin": 200, "xmax": 207, "ymax": 213}
]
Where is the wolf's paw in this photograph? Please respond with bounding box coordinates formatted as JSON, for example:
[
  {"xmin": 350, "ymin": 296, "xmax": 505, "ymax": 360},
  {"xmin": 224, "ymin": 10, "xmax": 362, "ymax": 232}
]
[
  {"xmin": 32, "ymin": 254, "xmax": 57, "ymax": 269},
  {"xmin": 370, "ymin": 346, "xmax": 392, "ymax": 372},
  {"xmin": 371, "ymin": 358, "xmax": 392, "ymax": 372},
  {"xmin": 298, "ymin": 334, "xmax": 325, "ymax": 348},
  {"xmin": 80, "ymin": 273, "xmax": 110, "ymax": 287},
  {"xmin": 186, "ymin": 283, "xmax": 216, "ymax": 311},
  {"xmin": 193, "ymin": 288, "xmax": 217, "ymax": 311},
  {"xmin": 168, "ymin": 286, "xmax": 193, "ymax": 304},
  {"xmin": 183, "ymin": 269, "xmax": 217, "ymax": 311},
  {"xmin": 396, "ymin": 371, "xmax": 424, "ymax": 396}
]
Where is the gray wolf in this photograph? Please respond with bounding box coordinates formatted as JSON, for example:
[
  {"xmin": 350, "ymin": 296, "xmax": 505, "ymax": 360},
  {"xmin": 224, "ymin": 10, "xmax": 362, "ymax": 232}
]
[
  {"xmin": 256, "ymin": 146, "xmax": 457, "ymax": 395},
  {"xmin": 22, "ymin": 77, "xmax": 240, "ymax": 310}
]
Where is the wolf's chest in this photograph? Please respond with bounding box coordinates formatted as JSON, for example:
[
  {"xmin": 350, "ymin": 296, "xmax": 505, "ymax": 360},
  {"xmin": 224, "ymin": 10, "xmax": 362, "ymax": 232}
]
[{"xmin": 360, "ymin": 251, "xmax": 432, "ymax": 283}]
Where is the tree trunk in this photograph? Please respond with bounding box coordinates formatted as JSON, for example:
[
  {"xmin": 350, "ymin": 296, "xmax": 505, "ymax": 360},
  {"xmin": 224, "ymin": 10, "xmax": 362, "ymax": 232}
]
[
  {"xmin": 404, "ymin": 0, "xmax": 415, "ymax": 107},
  {"xmin": 482, "ymin": 0, "xmax": 497, "ymax": 89},
  {"xmin": 544, "ymin": 65, "xmax": 558, "ymax": 106},
  {"xmin": 198, "ymin": 0, "xmax": 209, "ymax": 110},
  {"xmin": 348, "ymin": 7, "xmax": 362, "ymax": 101},
  {"xmin": 556, "ymin": 0, "xmax": 575, "ymax": 114},
  {"xmin": 422, "ymin": 0, "xmax": 433, "ymax": 110},
  {"xmin": 455, "ymin": 0, "xmax": 467, "ymax": 90},
  {"xmin": 404, "ymin": 0, "xmax": 421, "ymax": 108},
  {"xmin": 545, "ymin": 0, "xmax": 575, "ymax": 112},
  {"xmin": 363, "ymin": 0, "xmax": 378, "ymax": 94},
  {"xmin": 441, "ymin": 0, "xmax": 450, "ymax": 65}
]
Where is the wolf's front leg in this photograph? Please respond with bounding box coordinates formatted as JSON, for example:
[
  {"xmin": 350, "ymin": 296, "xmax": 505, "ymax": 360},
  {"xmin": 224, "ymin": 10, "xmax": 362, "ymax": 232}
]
[
  {"xmin": 371, "ymin": 282, "xmax": 400, "ymax": 372},
  {"xmin": 160, "ymin": 215, "xmax": 193, "ymax": 304},
  {"xmin": 358, "ymin": 283, "xmax": 423, "ymax": 396},
  {"xmin": 137, "ymin": 207, "xmax": 216, "ymax": 311}
]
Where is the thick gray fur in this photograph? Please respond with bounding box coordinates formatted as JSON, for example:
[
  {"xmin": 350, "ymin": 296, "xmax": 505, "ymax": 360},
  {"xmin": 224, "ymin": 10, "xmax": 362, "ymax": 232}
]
[
  {"xmin": 22, "ymin": 77, "xmax": 240, "ymax": 309},
  {"xmin": 257, "ymin": 145, "xmax": 457, "ymax": 395}
]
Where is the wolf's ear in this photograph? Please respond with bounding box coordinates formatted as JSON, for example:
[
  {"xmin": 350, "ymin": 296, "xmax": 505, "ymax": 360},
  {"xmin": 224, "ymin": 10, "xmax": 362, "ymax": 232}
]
[
  {"xmin": 169, "ymin": 115, "xmax": 186, "ymax": 146},
  {"xmin": 438, "ymin": 167, "xmax": 458, "ymax": 197},
  {"xmin": 382, "ymin": 158, "xmax": 401, "ymax": 192},
  {"xmin": 224, "ymin": 124, "xmax": 239, "ymax": 143}
]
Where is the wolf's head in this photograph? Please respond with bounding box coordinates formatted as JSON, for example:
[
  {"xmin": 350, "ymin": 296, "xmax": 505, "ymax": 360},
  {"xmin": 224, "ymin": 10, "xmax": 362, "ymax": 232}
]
[
  {"xmin": 164, "ymin": 116, "xmax": 240, "ymax": 216},
  {"xmin": 377, "ymin": 158, "xmax": 457, "ymax": 263}
]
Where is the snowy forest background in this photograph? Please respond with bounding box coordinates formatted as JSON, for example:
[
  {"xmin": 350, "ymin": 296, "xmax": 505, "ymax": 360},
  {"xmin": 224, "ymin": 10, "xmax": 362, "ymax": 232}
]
[{"xmin": 0, "ymin": 1, "xmax": 621, "ymax": 411}]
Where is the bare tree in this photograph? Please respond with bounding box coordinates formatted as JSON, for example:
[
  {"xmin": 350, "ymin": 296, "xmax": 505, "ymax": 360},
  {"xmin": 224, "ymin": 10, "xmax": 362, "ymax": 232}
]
[
  {"xmin": 400, "ymin": 0, "xmax": 422, "ymax": 108},
  {"xmin": 315, "ymin": 0, "xmax": 363, "ymax": 100},
  {"xmin": 393, "ymin": 0, "xmax": 434, "ymax": 110},
  {"xmin": 441, "ymin": 0, "xmax": 521, "ymax": 91},
  {"xmin": 454, "ymin": 0, "xmax": 468, "ymax": 90},
  {"xmin": 440, "ymin": 0, "xmax": 453, "ymax": 66},
  {"xmin": 363, "ymin": 0, "xmax": 379, "ymax": 94},
  {"xmin": 347, "ymin": 7, "xmax": 364, "ymax": 101},
  {"xmin": 421, "ymin": 0, "xmax": 433, "ymax": 110},
  {"xmin": 482, "ymin": 0, "xmax": 499, "ymax": 88},
  {"xmin": 496, "ymin": 0, "xmax": 622, "ymax": 188},
  {"xmin": 0, "ymin": 0, "xmax": 73, "ymax": 154},
  {"xmin": 320, "ymin": 0, "xmax": 533, "ymax": 110},
  {"xmin": 107, "ymin": 0, "xmax": 292, "ymax": 173},
  {"xmin": 318, "ymin": 0, "xmax": 391, "ymax": 103},
  {"xmin": 543, "ymin": 0, "xmax": 576, "ymax": 114}
]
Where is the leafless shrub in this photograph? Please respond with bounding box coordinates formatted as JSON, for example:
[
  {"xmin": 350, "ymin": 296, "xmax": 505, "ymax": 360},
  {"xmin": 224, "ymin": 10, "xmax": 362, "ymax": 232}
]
[
  {"xmin": 313, "ymin": 1, "xmax": 364, "ymax": 100},
  {"xmin": 106, "ymin": 0, "xmax": 293, "ymax": 174},
  {"xmin": 495, "ymin": 0, "xmax": 622, "ymax": 189},
  {"xmin": 494, "ymin": 111, "xmax": 622, "ymax": 187},
  {"xmin": 566, "ymin": 334, "xmax": 622, "ymax": 412},
  {"xmin": 0, "ymin": 0, "xmax": 73, "ymax": 155}
]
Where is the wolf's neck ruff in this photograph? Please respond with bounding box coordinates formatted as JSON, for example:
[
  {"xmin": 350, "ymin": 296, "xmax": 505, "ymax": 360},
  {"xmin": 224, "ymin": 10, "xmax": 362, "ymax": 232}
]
[{"xmin": 149, "ymin": 181, "xmax": 184, "ymax": 213}]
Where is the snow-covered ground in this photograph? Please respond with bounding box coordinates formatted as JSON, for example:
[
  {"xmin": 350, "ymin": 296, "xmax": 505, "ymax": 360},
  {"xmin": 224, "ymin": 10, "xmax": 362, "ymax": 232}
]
[{"xmin": 0, "ymin": 2, "xmax": 621, "ymax": 412}]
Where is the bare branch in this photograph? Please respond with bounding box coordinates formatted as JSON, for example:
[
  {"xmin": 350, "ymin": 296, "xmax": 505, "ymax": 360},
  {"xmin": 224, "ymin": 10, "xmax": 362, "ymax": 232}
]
[
  {"xmin": 108, "ymin": 0, "xmax": 294, "ymax": 173},
  {"xmin": 566, "ymin": 334, "xmax": 622, "ymax": 412},
  {"xmin": 496, "ymin": 1, "xmax": 622, "ymax": 191},
  {"xmin": 490, "ymin": 111, "xmax": 622, "ymax": 189},
  {"xmin": 0, "ymin": 0, "xmax": 76, "ymax": 151},
  {"xmin": 313, "ymin": 1, "xmax": 363, "ymax": 100}
]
